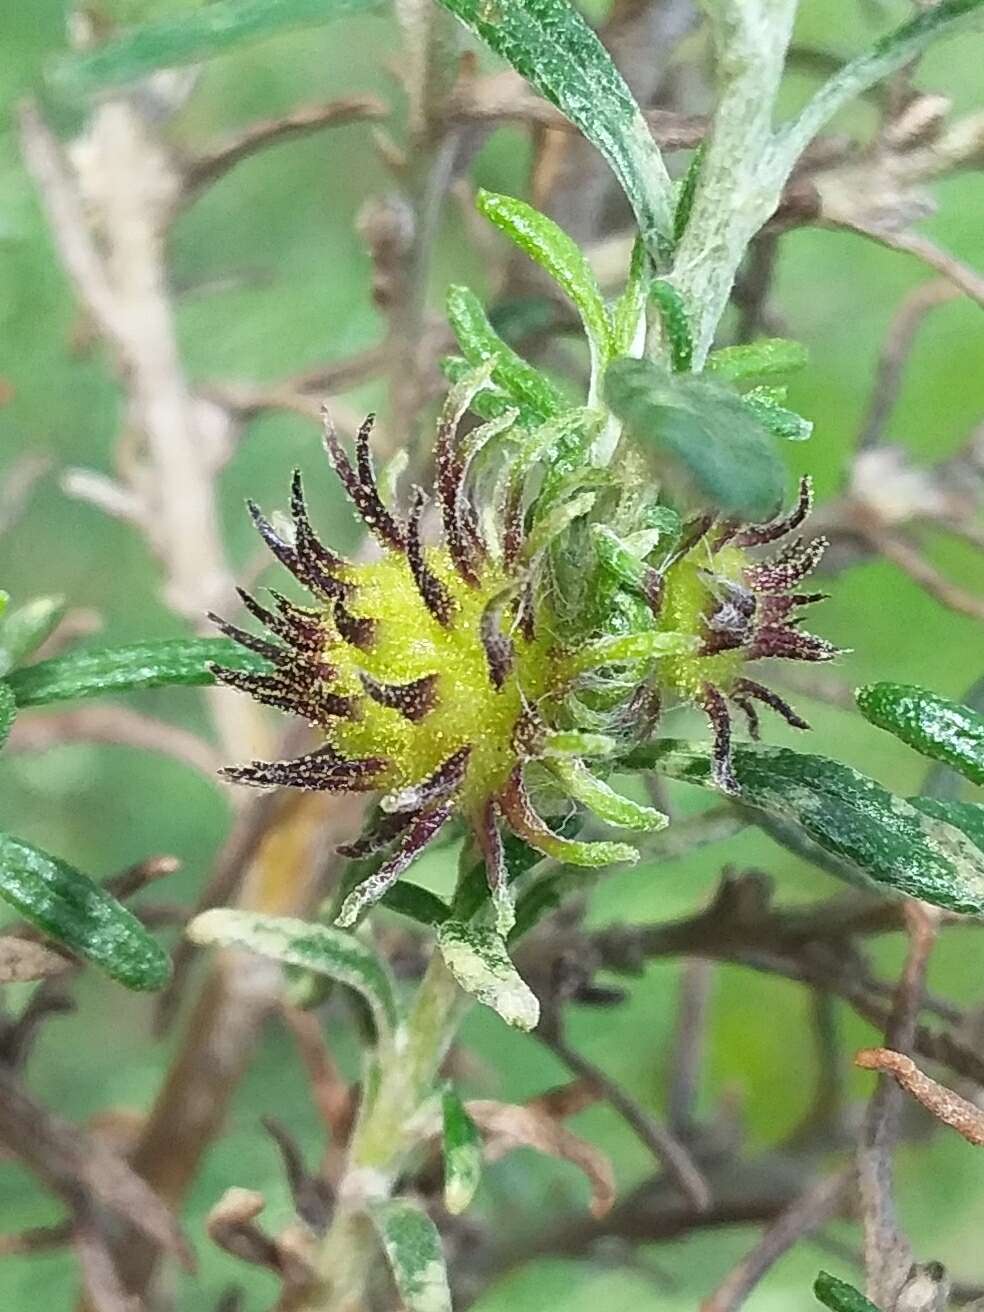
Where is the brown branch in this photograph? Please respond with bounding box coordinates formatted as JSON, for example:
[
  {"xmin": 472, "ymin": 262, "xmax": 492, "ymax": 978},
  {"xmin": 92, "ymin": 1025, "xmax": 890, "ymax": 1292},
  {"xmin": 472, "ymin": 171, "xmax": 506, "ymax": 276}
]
[
  {"xmin": 666, "ymin": 959, "xmax": 713, "ymax": 1136},
  {"xmin": 858, "ymin": 278, "xmax": 961, "ymax": 449},
  {"xmin": 0, "ymin": 1219, "xmax": 73, "ymax": 1257},
  {"xmin": 0, "ymin": 1065, "xmax": 191, "ymax": 1270},
  {"xmin": 7, "ymin": 705, "xmax": 221, "ymax": 777},
  {"xmin": 856, "ymin": 1048, "xmax": 984, "ymax": 1148},
  {"xmin": 589, "ymin": 874, "xmax": 984, "ymax": 1088},
  {"xmin": 868, "ymin": 530, "xmax": 984, "ymax": 622},
  {"xmin": 857, "ymin": 903, "xmax": 938, "ymax": 1310},
  {"xmin": 0, "ymin": 936, "xmax": 72, "ymax": 985},
  {"xmin": 447, "ymin": 72, "xmax": 706, "ymax": 148},
  {"xmin": 700, "ymin": 1168, "xmax": 855, "ymax": 1312},
  {"xmin": 181, "ymin": 97, "xmax": 386, "ymax": 202},
  {"xmin": 823, "ymin": 216, "xmax": 984, "ymax": 308},
  {"xmin": 537, "ymin": 1028, "xmax": 711, "ymax": 1213},
  {"xmin": 0, "ymin": 454, "xmax": 51, "ymax": 538}
]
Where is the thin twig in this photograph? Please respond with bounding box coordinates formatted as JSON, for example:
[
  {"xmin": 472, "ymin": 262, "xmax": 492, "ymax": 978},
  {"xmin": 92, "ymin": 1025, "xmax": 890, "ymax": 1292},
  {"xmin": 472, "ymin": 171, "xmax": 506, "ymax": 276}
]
[
  {"xmin": 8, "ymin": 705, "xmax": 221, "ymax": 778},
  {"xmin": 700, "ymin": 1168, "xmax": 854, "ymax": 1312},
  {"xmin": 0, "ymin": 1220, "xmax": 73, "ymax": 1257},
  {"xmin": 869, "ymin": 531, "xmax": 984, "ymax": 622},
  {"xmin": 538, "ymin": 1030, "xmax": 712, "ymax": 1213},
  {"xmin": 858, "ymin": 278, "xmax": 960, "ymax": 449},
  {"xmin": 858, "ymin": 903, "xmax": 938, "ymax": 1309},
  {"xmin": 446, "ymin": 72, "xmax": 706, "ymax": 147},
  {"xmin": 181, "ymin": 97, "xmax": 386, "ymax": 202},
  {"xmin": 825, "ymin": 217, "xmax": 984, "ymax": 308},
  {"xmin": 0, "ymin": 1065, "xmax": 191, "ymax": 1269},
  {"xmin": 666, "ymin": 959, "xmax": 713, "ymax": 1136},
  {"xmin": 856, "ymin": 1048, "xmax": 984, "ymax": 1148}
]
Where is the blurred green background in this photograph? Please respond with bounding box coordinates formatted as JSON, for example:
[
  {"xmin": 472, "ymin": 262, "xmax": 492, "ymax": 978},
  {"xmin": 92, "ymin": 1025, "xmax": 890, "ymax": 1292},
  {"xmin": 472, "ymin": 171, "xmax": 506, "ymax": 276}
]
[{"xmin": 0, "ymin": 1, "xmax": 982, "ymax": 1307}]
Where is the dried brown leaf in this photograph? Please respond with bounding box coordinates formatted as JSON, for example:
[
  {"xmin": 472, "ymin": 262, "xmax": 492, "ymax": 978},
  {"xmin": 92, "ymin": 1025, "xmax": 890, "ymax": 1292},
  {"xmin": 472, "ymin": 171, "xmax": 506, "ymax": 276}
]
[
  {"xmin": 466, "ymin": 1099, "xmax": 615, "ymax": 1218},
  {"xmin": 0, "ymin": 935, "xmax": 71, "ymax": 983},
  {"xmin": 525, "ymin": 1077, "xmax": 601, "ymax": 1121}
]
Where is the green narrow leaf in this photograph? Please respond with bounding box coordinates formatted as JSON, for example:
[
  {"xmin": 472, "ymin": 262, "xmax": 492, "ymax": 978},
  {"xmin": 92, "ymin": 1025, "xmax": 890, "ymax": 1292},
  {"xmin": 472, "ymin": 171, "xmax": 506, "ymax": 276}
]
[
  {"xmin": 437, "ymin": 920, "xmax": 539, "ymax": 1030},
  {"xmin": 627, "ymin": 740, "xmax": 984, "ymax": 914},
  {"xmin": 7, "ymin": 638, "xmax": 269, "ymax": 708},
  {"xmin": 605, "ymin": 356, "xmax": 788, "ymax": 522},
  {"xmin": 673, "ymin": 142, "xmax": 705, "ymax": 245},
  {"xmin": 706, "ymin": 339, "xmax": 808, "ymax": 382},
  {"xmin": 0, "ymin": 595, "xmax": 66, "ymax": 676},
  {"xmin": 741, "ymin": 386, "xmax": 813, "ymax": 442},
  {"xmin": 911, "ymin": 797, "xmax": 984, "ymax": 855},
  {"xmin": 438, "ymin": 0, "xmax": 674, "ymax": 256},
  {"xmin": 562, "ymin": 629, "xmax": 697, "ymax": 678},
  {"xmin": 547, "ymin": 758, "xmax": 667, "ymax": 831},
  {"xmin": 610, "ymin": 237, "xmax": 650, "ymax": 357},
  {"xmin": 542, "ymin": 731, "xmax": 617, "ymax": 759},
  {"xmin": 446, "ymin": 285, "xmax": 563, "ymax": 419},
  {"xmin": 0, "ymin": 682, "xmax": 15, "ymax": 753},
  {"xmin": 368, "ymin": 1200, "xmax": 452, "ymax": 1312},
  {"xmin": 441, "ymin": 355, "xmax": 538, "ymax": 427},
  {"xmin": 452, "ymin": 830, "xmax": 551, "ymax": 922},
  {"xmin": 51, "ymin": 0, "xmax": 383, "ymax": 97},
  {"xmin": 476, "ymin": 191, "xmax": 612, "ymax": 369},
  {"xmin": 0, "ymin": 834, "xmax": 171, "ymax": 990},
  {"xmin": 779, "ymin": 0, "xmax": 984, "ymax": 166},
  {"xmin": 649, "ymin": 280, "xmax": 693, "ymax": 372},
  {"xmin": 442, "ymin": 1087, "xmax": 482, "ymax": 1215},
  {"xmin": 187, "ymin": 909, "xmax": 400, "ymax": 1040},
  {"xmin": 857, "ymin": 682, "xmax": 984, "ymax": 786},
  {"xmin": 814, "ymin": 1271, "xmax": 880, "ymax": 1312},
  {"xmin": 380, "ymin": 882, "xmax": 451, "ymax": 926}
]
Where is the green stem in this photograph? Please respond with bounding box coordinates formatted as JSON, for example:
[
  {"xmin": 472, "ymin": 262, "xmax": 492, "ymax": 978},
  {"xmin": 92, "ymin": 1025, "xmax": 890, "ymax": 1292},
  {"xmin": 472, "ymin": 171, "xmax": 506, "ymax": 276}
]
[{"xmin": 298, "ymin": 951, "xmax": 468, "ymax": 1310}]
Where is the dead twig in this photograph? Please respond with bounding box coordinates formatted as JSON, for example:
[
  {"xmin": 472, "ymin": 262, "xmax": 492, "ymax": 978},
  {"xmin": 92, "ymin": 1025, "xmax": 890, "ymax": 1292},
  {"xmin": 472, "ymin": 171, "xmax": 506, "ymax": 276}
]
[
  {"xmin": 0, "ymin": 1065, "xmax": 192, "ymax": 1270},
  {"xmin": 0, "ymin": 937, "xmax": 72, "ymax": 985},
  {"xmin": 856, "ymin": 1048, "xmax": 984, "ymax": 1149},
  {"xmin": 824, "ymin": 216, "xmax": 984, "ymax": 308},
  {"xmin": 858, "ymin": 279, "xmax": 961, "ymax": 449},
  {"xmin": 666, "ymin": 959, "xmax": 713, "ymax": 1137},
  {"xmin": 700, "ymin": 1168, "xmax": 855, "ymax": 1312},
  {"xmin": 537, "ymin": 1028, "xmax": 711, "ymax": 1213},
  {"xmin": 180, "ymin": 96, "xmax": 386, "ymax": 203},
  {"xmin": 8, "ymin": 706, "xmax": 221, "ymax": 778},
  {"xmin": 858, "ymin": 903, "xmax": 939, "ymax": 1310}
]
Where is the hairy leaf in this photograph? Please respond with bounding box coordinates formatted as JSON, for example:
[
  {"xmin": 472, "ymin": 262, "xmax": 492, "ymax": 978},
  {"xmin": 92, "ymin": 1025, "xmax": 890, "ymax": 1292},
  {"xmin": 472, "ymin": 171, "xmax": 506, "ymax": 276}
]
[
  {"xmin": 706, "ymin": 339, "xmax": 808, "ymax": 382},
  {"xmin": 606, "ymin": 357, "xmax": 787, "ymax": 522},
  {"xmin": 441, "ymin": 1086, "xmax": 482, "ymax": 1214},
  {"xmin": 7, "ymin": 638, "xmax": 269, "ymax": 708},
  {"xmin": 610, "ymin": 237, "xmax": 650, "ymax": 357},
  {"xmin": 0, "ymin": 682, "xmax": 15, "ymax": 753},
  {"xmin": 627, "ymin": 741, "xmax": 984, "ymax": 913},
  {"xmin": 0, "ymin": 595, "xmax": 66, "ymax": 676},
  {"xmin": 814, "ymin": 1271, "xmax": 880, "ymax": 1312},
  {"xmin": 187, "ymin": 909, "xmax": 400, "ymax": 1040},
  {"xmin": 438, "ymin": 0, "xmax": 674, "ymax": 255},
  {"xmin": 649, "ymin": 280, "xmax": 693, "ymax": 372},
  {"xmin": 673, "ymin": 142, "xmax": 705, "ymax": 245},
  {"xmin": 741, "ymin": 386, "xmax": 813, "ymax": 442},
  {"xmin": 911, "ymin": 797, "xmax": 984, "ymax": 855},
  {"xmin": 446, "ymin": 284, "xmax": 563, "ymax": 418},
  {"xmin": 857, "ymin": 682, "xmax": 984, "ymax": 786},
  {"xmin": 368, "ymin": 1200, "xmax": 452, "ymax": 1312},
  {"xmin": 437, "ymin": 920, "xmax": 539, "ymax": 1030},
  {"xmin": 548, "ymin": 758, "xmax": 667, "ymax": 831},
  {"xmin": 476, "ymin": 191, "xmax": 612, "ymax": 370},
  {"xmin": 380, "ymin": 882, "xmax": 451, "ymax": 926},
  {"xmin": 0, "ymin": 834, "xmax": 171, "ymax": 990},
  {"xmin": 52, "ymin": 0, "xmax": 382, "ymax": 96}
]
